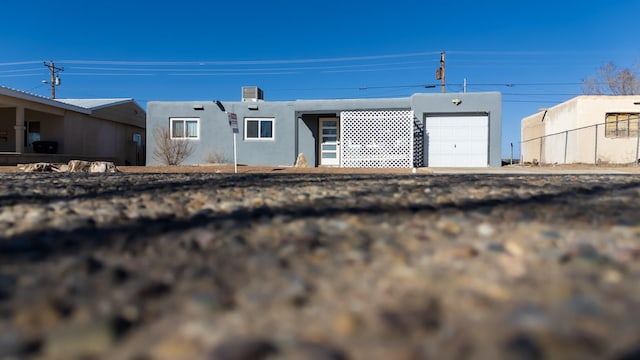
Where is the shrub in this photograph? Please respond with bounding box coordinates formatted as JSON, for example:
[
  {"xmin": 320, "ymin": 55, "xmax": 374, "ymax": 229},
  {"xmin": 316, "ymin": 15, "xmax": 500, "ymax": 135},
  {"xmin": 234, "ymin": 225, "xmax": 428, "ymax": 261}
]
[
  {"xmin": 205, "ymin": 151, "xmax": 228, "ymax": 164},
  {"xmin": 152, "ymin": 128, "xmax": 194, "ymax": 165}
]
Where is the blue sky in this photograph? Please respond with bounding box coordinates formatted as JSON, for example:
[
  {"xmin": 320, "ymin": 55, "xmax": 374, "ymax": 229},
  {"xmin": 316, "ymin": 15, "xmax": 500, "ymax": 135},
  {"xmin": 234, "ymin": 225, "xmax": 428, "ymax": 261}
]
[{"xmin": 2, "ymin": 0, "xmax": 639, "ymax": 158}]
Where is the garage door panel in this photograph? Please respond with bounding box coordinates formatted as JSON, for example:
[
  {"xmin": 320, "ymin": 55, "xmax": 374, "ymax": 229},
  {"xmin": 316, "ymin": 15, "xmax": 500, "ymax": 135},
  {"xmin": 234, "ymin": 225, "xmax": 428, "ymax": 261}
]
[{"xmin": 425, "ymin": 115, "xmax": 488, "ymax": 167}]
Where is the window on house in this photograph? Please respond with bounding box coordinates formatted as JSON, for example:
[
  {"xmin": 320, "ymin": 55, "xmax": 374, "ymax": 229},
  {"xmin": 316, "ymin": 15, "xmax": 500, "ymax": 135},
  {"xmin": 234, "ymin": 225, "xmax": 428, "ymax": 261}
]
[
  {"xmin": 170, "ymin": 118, "xmax": 199, "ymax": 139},
  {"xmin": 605, "ymin": 113, "xmax": 639, "ymax": 138},
  {"xmin": 245, "ymin": 118, "xmax": 274, "ymax": 140}
]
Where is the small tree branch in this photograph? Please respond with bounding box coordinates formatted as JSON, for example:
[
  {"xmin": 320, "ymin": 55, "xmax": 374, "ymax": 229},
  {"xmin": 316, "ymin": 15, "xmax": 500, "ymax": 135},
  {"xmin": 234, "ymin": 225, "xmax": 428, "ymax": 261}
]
[{"xmin": 152, "ymin": 128, "xmax": 194, "ymax": 165}]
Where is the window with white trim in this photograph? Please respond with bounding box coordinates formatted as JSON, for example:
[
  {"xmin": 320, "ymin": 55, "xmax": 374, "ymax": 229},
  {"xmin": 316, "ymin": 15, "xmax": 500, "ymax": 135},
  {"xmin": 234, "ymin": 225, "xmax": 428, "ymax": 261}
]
[
  {"xmin": 245, "ymin": 118, "xmax": 274, "ymax": 140},
  {"xmin": 171, "ymin": 118, "xmax": 199, "ymax": 139}
]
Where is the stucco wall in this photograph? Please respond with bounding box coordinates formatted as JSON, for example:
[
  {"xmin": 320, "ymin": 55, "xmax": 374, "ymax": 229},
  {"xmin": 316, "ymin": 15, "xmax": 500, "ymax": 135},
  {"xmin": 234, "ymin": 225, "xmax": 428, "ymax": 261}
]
[
  {"xmin": 411, "ymin": 92, "xmax": 502, "ymax": 167},
  {"xmin": 577, "ymin": 96, "xmax": 640, "ymax": 164},
  {"xmin": 521, "ymin": 112, "xmax": 545, "ymax": 163},
  {"xmin": 146, "ymin": 101, "xmax": 299, "ymax": 166},
  {"xmin": 147, "ymin": 92, "xmax": 502, "ymax": 167},
  {"xmin": 521, "ymin": 95, "xmax": 640, "ymax": 165},
  {"xmin": 293, "ymin": 97, "xmax": 411, "ymax": 167},
  {"xmin": 544, "ymin": 99, "xmax": 579, "ymax": 164},
  {"xmin": 146, "ymin": 99, "xmax": 413, "ymax": 166},
  {"xmin": 299, "ymin": 115, "xmax": 318, "ymax": 166}
]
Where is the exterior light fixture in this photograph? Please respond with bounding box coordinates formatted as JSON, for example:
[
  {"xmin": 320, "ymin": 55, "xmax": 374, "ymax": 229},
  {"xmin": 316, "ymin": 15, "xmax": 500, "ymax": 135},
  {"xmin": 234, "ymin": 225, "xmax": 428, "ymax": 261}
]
[{"xmin": 452, "ymin": 98, "xmax": 462, "ymax": 106}]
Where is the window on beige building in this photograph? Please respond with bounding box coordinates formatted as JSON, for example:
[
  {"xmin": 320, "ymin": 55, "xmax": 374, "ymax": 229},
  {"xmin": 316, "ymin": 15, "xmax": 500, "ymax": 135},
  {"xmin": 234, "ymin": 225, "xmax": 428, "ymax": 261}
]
[{"xmin": 605, "ymin": 113, "xmax": 639, "ymax": 138}]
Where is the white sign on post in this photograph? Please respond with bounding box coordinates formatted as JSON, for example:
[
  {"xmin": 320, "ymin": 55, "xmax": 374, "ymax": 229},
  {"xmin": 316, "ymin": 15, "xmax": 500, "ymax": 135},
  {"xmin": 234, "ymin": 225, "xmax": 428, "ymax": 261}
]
[
  {"xmin": 227, "ymin": 113, "xmax": 239, "ymax": 173},
  {"xmin": 228, "ymin": 113, "xmax": 239, "ymax": 134}
]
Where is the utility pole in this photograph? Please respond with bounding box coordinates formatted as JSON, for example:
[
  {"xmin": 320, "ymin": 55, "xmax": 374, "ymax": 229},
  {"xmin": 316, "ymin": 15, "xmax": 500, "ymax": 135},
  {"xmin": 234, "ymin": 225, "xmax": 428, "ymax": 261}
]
[
  {"xmin": 43, "ymin": 60, "xmax": 63, "ymax": 99},
  {"xmin": 435, "ymin": 52, "xmax": 445, "ymax": 93}
]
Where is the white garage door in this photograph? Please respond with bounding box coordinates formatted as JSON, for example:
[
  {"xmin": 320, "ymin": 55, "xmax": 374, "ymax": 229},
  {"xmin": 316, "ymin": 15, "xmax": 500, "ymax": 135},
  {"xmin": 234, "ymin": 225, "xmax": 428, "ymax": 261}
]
[{"xmin": 425, "ymin": 115, "xmax": 488, "ymax": 167}]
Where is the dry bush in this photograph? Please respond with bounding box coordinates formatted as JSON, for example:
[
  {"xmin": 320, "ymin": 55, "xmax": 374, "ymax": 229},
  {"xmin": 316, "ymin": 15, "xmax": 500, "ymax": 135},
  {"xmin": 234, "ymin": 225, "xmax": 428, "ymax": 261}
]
[
  {"xmin": 205, "ymin": 150, "xmax": 228, "ymax": 164},
  {"xmin": 152, "ymin": 128, "xmax": 194, "ymax": 165}
]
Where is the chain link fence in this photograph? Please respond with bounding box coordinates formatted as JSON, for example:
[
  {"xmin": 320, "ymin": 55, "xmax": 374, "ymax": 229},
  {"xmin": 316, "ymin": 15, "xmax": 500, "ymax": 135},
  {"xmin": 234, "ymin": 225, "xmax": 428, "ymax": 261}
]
[{"xmin": 521, "ymin": 119, "xmax": 640, "ymax": 166}]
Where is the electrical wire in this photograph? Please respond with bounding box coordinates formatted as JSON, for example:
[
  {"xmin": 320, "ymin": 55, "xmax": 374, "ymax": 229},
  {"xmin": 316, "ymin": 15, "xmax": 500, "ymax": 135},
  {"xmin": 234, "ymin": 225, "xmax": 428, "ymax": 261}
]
[{"xmin": 0, "ymin": 50, "xmax": 632, "ymax": 101}]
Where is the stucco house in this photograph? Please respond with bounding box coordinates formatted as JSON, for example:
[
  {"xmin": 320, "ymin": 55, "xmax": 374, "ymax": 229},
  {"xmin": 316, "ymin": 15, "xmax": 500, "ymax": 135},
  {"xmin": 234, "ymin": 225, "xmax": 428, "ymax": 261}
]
[
  {"xmin": 0, "ymin": 86, "xmax": 146, "ymax": 165},
  {"xmin": 147, "ymin": 88, "xmax": 501, "ymax": 168},
  {"xmin": 521, "ymin": 95, "xmax": 640, "ymax": 165}
]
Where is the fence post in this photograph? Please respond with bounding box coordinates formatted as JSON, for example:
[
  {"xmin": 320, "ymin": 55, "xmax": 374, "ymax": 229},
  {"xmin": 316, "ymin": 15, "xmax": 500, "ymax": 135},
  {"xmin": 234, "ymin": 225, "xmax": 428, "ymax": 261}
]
[
  {"xmin": 539, "ymin": 137, "xmax": 543, "ymax": 165},
  {"xmin": 564, "ymin": 131, "xmax": 568, "ymax": 164},
  {"xmin": 633, "ymin": 116, "xmax": 640, "ymax": 166},
  {"xmin": 520, "ymin": 141, "xmax": 524, "ymax": 165},
  {"xmin": 510, "ymin": 142, "xmax": 513, "ymax": 165},
  {"xmin": 594, "ymin": 124, "xmax": 598, "ymax": 165}
]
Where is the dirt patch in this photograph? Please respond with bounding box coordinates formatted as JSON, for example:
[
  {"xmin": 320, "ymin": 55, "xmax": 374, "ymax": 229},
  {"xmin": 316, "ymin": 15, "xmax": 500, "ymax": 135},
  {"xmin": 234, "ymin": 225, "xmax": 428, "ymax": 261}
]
[
  {"xmin": 3, "ymin": 163, "xmax": 640, "ymax": 174},
  {"xmin": 117, "ymin": 165, "xmax": 416, "ymax": 174}
]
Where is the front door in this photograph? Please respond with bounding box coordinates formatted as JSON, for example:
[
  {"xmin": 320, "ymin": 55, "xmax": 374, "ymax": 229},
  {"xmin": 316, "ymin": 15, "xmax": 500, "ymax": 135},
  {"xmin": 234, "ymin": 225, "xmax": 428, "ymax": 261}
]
[{"xmin": 319, "ymin": 117, "xmax": 340, "ymax": 166}]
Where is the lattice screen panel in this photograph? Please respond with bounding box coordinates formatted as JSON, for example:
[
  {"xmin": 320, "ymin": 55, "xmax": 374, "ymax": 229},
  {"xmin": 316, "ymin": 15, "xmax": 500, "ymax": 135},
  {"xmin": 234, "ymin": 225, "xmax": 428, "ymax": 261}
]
[
  {"xmin": 413, "ymin": 116, "xmax": 424, "ymax": 168},
  {"xmin": 340, "ymin": 110, "xmax": 414, "ymax": 168}
]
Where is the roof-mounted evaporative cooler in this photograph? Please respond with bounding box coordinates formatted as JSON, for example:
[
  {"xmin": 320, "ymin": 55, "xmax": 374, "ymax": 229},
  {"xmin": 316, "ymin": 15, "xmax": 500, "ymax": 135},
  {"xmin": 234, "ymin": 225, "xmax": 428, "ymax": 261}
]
[{"xmin": 242, "ymin": 86, "xmax": 264, "ymax": 102}]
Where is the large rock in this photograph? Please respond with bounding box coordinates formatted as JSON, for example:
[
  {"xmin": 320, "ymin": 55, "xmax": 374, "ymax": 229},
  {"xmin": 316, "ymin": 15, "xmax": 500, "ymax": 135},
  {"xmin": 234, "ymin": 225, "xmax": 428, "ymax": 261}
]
[
  {"xmin": 18, "ymin": 160, "xmax": 119, "ymax": 173},
  {"xmin": 294, "ymin": 153, "xmax": 308, "ymax": 168},
  {"xmin": 89, "ymin": 161, "xmax": 118, "ymax": 173},
  {"xmin": 17, "ymin": 163, "xmax": 55, "ymax": 172},
  {"xmin": 67, "ymin": 160, "xmax": 91, "ymax": 172}
]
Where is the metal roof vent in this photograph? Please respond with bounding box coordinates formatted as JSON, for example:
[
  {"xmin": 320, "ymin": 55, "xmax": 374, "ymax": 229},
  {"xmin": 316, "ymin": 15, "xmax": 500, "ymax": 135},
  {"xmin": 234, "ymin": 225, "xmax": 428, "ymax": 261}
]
[{"xmin": 242, "ymin": 86, "xmax": 264, "ymax": 102}]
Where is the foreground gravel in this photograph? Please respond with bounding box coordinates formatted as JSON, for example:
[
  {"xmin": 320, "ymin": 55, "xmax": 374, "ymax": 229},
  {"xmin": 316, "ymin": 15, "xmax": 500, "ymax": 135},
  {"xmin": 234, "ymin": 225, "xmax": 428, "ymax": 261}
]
[{"xmin": 1, "ymin": 172, "xmax": 640, "ymax": 359}]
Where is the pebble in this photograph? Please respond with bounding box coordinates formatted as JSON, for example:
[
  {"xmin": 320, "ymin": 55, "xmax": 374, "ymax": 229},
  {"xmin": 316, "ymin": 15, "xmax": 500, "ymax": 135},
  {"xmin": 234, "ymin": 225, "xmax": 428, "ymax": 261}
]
[
  {"xmin": 477, "ymin": 223, "xmax": 496, "ymax": 237},
  {"xmin": 438, "ymin": 245, "xmax": 479, "ymax": 260},
  {"xmin": 0, "ymin": 330, "xmax": 35, "ymax": 358},
  {"xmin": 498, "ymin": 255, "xmax": 527, "ymax": 277},
  {"xmin": 1, "ymin": 172, "xmax": 639, "ymax": 359},
  {"xmin": 151, "ymin": 334, "xmax": 203, "ymax": 360},
  {"xmin": 209, "ymin": 338, "xmax": 277, "ymax": 360},
  {"xmin": 332, "ymin": 313, "xmax": 361, "ymax": 336},
  {"xmin": 504, "ymin": 241, "xmax": 525, "ymax": 257},
  {"xmin": 44, "ymin": 318, "xmax": 119, "ymax": 358},
  {"xmin": 290, "ymin": 341, "xmax": 350, "ymax": 360}
]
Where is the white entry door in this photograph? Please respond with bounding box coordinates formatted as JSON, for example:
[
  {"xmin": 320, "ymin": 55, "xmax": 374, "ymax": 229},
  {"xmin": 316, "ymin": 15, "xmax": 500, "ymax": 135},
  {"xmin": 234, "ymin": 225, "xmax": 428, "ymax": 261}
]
[
  {"xmin": 425, "ymin": 115, "xmax": 489, "ymax": 167},
  {"xmin": 319, "ymin": 117, "xmax": 340, "ymax": 166}
]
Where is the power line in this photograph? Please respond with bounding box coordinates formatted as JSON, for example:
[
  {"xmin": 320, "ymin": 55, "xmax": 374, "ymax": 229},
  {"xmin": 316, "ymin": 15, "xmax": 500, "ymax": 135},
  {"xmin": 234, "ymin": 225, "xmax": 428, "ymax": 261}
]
[
  {"xmin": 58, "ymin": 51, "xmax": 442, "ymax": 66},
  {"xmin": 0, "ymin": 68, "xmax": 43, "ymax": 73},
  {"xmin": 0, "ymin": 50, "xmax": 620, "ymax": 102},
  {"xmin": 0, "ymin": 61, "xmax": 43, "ymax": 66},
  {"xmin": 0, "ymin": 73, "xmax": 42, "ymax": 78},
  {"xmin": 65, "ymin": 60, "xmax": 427, "ymax": 73}
]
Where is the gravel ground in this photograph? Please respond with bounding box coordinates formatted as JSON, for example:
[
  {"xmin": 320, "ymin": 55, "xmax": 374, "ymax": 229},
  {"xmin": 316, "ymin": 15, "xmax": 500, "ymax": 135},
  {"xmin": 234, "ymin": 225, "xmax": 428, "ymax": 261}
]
[{"xmin": 1, "ymin": 171, "xmax": 640, "ymax": 359}]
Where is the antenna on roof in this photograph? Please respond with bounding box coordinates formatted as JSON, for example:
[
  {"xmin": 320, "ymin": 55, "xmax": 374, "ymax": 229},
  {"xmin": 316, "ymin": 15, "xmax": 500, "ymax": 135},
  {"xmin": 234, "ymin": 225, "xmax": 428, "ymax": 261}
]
[{"xmin": 43, "ymin": 60, "xmax": 64, "ymax": 99}]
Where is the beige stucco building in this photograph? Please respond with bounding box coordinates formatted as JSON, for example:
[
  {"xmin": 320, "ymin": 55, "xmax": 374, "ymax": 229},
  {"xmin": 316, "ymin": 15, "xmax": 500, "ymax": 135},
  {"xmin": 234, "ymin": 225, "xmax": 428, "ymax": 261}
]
[
  {"xmin": 522, "ymin": 95, "xmax": 640, "ymax": 165},
  {"xmin": 0, "ymin": 86, "xmax": 145, "ymax": 165}
]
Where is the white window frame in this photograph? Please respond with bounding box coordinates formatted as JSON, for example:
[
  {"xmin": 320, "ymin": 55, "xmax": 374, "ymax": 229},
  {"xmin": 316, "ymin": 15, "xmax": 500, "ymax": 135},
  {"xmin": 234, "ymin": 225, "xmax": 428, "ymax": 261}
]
[
  {"xmin": 170, "ymin": 117, "xmax": 200, "ymax": 140},
  {"xmin": 244, "ymin": 117, "xmax": 275, "ymax": 140}
]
